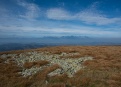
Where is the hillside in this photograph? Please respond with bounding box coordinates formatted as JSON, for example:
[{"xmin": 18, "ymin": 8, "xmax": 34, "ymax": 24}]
[{"xmin": 0, "ymin": 46, "xmax": 121, "ymax": 87}]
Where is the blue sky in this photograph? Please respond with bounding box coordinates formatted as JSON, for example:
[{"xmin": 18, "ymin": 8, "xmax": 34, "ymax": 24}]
[{"xmin": 0, "ymin": 0, "xmax": 121, "ymax": 38}]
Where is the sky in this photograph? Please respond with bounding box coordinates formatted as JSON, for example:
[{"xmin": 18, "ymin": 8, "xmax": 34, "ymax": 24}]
[{"xmin": 0, "ymin": 0, "xmax": 121, "ymax": 38}]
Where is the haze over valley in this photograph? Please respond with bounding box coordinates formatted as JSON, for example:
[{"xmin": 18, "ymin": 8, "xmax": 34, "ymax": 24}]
[{"xmin": 0, "ymin": 36, "xmax": 121, "ymax": 51}]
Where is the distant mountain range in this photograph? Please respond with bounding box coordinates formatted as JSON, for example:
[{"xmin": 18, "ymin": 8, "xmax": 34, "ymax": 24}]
[
  {"xmin": 0, "ymin": 36, "xmax": 121, "ymax": 52},
  {"xmin": 0, "ymin": 43, "xmax": 55, "ymax": 52},
  {"xmin": 40, "ymin": 36, "xmax": 90, "ymax": 39}
]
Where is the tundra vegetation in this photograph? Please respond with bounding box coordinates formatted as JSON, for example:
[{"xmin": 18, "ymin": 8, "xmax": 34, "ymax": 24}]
[{"xmin": 0, "ymin": 46, "xmax": 121, "ymax": 87}]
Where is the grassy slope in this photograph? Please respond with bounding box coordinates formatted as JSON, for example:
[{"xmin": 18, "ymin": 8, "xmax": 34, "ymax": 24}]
[{"xmin": 0, "ymin": 46, "xmax": 121, "ymax": 87}]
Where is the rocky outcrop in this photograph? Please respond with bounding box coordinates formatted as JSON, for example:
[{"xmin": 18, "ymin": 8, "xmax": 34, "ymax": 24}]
[{"xmin": 0, "ymin": 52, "xmax": 93, "ymax": 77}]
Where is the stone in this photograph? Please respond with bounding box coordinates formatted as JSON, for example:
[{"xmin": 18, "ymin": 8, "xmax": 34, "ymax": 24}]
[
  {"xmin": 48, "ymin": 68, "xmax": 63, "ymax": 77},
  {"xmin": 0, "ymin": 54, "xmax": 7, "ymax": 58},
  {"xmin": 6, "ymin": 51, "xmax": 93, "ymax": 77}
]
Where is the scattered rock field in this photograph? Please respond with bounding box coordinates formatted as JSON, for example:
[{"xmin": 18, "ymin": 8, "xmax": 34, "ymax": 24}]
[{"xmin": 0, "ymin": 51, "xmax": 93, "ymax": 77}]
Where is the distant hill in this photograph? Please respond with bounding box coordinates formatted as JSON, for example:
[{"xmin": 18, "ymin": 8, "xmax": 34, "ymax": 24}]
[
  {"xmin": 41, "ymin": 36, "xmax": 90, "ymax": 39},
  {"xmin": 0, "ymin": 43, "xmax": 53, "ymax": 52},
  {"xmin": 0, "ymin": 36, "xmax": 121, "ymax": 51}
]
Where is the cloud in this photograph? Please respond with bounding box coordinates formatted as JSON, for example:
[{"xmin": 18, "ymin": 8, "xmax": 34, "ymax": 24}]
[
  {"xmin": 46, "ymin": 3, "xmax": 121, "ymax": 25},
  {"xmin": 0, "ymin": 1, "xmax": 121, "ymax": 38},
  {"xmin": 1, "ymin": 24, "xmax": 121, "ymax": 37},
  {"xmin": 77, "ymin": 6, "xmax": 121, "ymax": 25},
  {"xmin": 0, "ymin": 0, "xmax": 42, "ymax": 27},
  {"xmin": 46, "ymin": 8, "xmax": 73, "ymax": 20},
  {"xmin": 0, "ymin": 7, "xmax": 20, "ymax": 26},
  {"xmin": 17, "ymin": 0, "xmax": 40, "ymax": 20}
]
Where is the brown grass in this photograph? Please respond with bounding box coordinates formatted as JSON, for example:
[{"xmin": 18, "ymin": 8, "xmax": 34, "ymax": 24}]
[{"xmin": 0, "ymin": 46, "xmax": 121, "ymax": 87}]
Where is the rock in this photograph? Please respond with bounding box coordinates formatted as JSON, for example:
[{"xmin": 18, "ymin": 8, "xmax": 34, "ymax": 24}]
[
  {"xmin": 48, "ymin": 68, "xmax": 63, "ymax": 77},
  {"xmin": 6, "ymin": 51, "xmax": 93, "ymax": 77},
  {"xmin": 0, "ymin": 54, "xmax": 7, "ymax": 58}
]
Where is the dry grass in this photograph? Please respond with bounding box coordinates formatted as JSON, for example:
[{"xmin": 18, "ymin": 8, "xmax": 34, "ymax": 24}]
[{"xmin": 0, "ymin": 46, "xmax": 121, "ymax": 87}]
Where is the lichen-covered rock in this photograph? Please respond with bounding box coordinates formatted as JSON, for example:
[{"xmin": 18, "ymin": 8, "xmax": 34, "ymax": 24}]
[
  {"xmin": 1, "ymin": 51, "xmax": 93, "ymax": 77},
  {"xmin": 48, "ymin": 68, "xmax": 64, "ymax": 76}
]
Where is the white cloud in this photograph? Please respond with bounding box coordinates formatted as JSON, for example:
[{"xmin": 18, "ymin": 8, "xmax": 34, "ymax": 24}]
[
  {"xmin": 77, "ymin": 7, "xmax": 121, "ymax": 25},
  {"xmin": 46, "ymin": 8, "xmax": 73, "ymax": 20},
  {"xmin": 17, "ymin": 0, "xmax": 40, "ymax": 20},
  {"xmin": 0, "ymin": 0, "xmax": 41, "ymax": 27},
  {"xmin": 1, "ymin": 24, "xmax": 121, "ymax": 37},
  {"xmin": 46, "ymin": 3, "xmax": 121, "ymax": 25}
]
